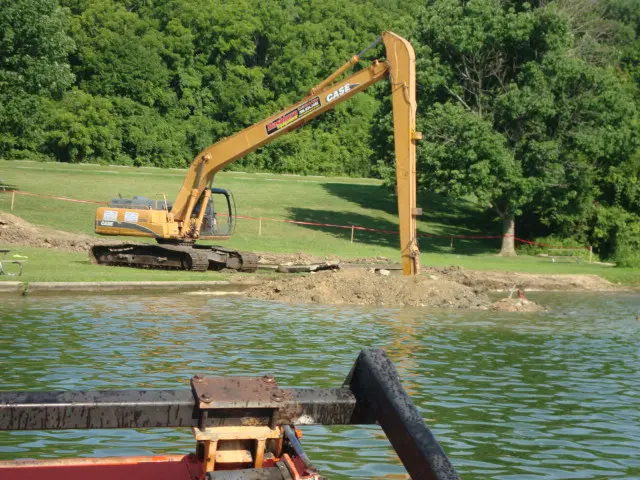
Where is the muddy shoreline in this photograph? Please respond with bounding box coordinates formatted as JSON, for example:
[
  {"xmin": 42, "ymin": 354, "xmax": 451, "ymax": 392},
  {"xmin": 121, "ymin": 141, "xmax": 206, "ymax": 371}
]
[
  {"xmin": 239, "ymin": 266, "xmax": 618, "ymax": 310},
  {"xmin": 0, "ymin": 212, "xmax": 627, "ymax": 310}
]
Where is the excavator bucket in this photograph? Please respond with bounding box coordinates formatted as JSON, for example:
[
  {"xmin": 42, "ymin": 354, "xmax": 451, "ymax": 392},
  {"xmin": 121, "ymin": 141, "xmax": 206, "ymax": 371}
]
[{"xmin": 0, "ymin": 349, "xmax": 459, "ymax": 480}]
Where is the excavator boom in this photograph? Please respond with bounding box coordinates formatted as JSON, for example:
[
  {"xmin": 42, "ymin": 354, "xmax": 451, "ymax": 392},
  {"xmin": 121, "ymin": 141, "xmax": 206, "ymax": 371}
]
[{"xmin": 94, "ymin": 31, "xmax": 421, "ymax": 274}]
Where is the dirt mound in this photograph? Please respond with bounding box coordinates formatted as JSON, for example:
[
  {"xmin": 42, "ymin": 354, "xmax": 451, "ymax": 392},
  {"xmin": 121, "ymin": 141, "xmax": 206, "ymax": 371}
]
[
  {"xmin": 488, "ymin": 297, "xmax": 546, "ymax": 313},
  {"xmin": 244, "ymin": 269, "xmax": 489, "ymax": 308},
  {"xmin": 243, "ymin": 264, "xmax": 620, "ymax": 308},
  {"xmin": 0, "ymin": 212, "xmax": 111, "ymax": 252},
  {"xmin": 426, "ymin": 266, "xmax": 617, "ymax": 291}
]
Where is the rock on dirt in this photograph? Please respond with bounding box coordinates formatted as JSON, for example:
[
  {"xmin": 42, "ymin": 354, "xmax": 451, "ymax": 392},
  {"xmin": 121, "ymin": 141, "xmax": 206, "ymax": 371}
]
[
  {"xmin": 244, "ymin": 269, "xmax": 490, "ymax": 308},
  {"xmin": 488, "ymin": 297, "xmax": 546, "ymax": 313},
  {"xmin": 0, "ymin": 212, "xmax": 112, "ymax": 252}
]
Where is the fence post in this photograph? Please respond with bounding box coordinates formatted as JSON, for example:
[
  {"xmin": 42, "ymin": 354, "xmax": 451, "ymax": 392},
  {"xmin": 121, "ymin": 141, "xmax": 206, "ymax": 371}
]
[
  {"xmin": 259, "ymin": 217, "xmax": 262, "ymax": 237},
  {"xmin": 589, "ymin": 246, "xmax": 592, "ymax": 264},
  {"xmin": 11, "ymin": 191, "xmax": 15, "ymax": 211},
  {"xmin": 351, "ymin": 225, "xmax": 355, "ymax": 244},
  {"xmin": 450, "ymin": 236, "xmax": 454, "ymax": 250}
]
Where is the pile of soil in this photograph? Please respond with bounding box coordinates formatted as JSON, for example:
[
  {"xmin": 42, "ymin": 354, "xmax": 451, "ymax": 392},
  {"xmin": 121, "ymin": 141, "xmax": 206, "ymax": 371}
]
[
  {"xmin": 244, "ymin": 269, "xmax": 490, "ymax": 308},
  {"xmin": 488, "ymin": 297, "xmax": 546, "ymax": 313},
  {"xmin": 0, "ymin": 212, "xmax": 112, "ymax": 252},
  {"xmin": 425, "ymin": 265, "xmax": 617, "ymax": 292}
]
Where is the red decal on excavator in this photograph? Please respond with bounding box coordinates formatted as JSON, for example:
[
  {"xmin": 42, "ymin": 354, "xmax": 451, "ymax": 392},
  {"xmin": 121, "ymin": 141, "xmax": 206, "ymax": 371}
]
[{"xmin": 266, "ymin": 97, "xmax": 321, "ymax": 135}]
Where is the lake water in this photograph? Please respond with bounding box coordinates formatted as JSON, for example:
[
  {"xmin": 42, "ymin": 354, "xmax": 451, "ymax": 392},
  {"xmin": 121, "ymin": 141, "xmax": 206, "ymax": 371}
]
[{"xmin": 1, "ymin": 291, "xmax": 639, "ymax": 479}]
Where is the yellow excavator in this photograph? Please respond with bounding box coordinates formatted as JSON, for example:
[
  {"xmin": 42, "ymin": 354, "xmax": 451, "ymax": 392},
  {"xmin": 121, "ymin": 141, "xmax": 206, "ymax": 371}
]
[{"xmin": 90, "ymin": 31, "xmax": 421, "ymax": 275}]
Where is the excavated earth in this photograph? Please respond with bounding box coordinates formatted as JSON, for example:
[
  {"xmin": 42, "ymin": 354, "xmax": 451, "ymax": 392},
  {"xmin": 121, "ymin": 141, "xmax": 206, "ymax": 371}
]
[
  {"xmin": 244, "ymin": 269, "xmax": 490, "ymax": 309},
  {"xmin": 0, "ymin": 212, "xmax": 116, "ymax": 252},
  {"xmin": 241, "ymin": 257, "xmax": 620, "ymax": 310},
  {"xmin": 0, "ymin": 213, "xmax": 624, "ymax": 309}
]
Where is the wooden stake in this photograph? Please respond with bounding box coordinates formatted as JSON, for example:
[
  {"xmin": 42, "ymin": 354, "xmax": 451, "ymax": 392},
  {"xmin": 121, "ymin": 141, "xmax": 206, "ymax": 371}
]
[
  {"xmin": 259, "ymin": 217, "xmax": 262, "ymax": 236},
  {"xmin": 351, "ymin": 225, "xmax": 355, "ymax": 243},
  {"xmin": 11, "ymin": 191, "xmax": 15, "ymax": 211},
  {"xmin": 589, "ymin": 246, "xmax": 592, "ymax": 264},
  {"xmin": 450, "ymin": 236, "xmax": 454, "ymax": 250}
]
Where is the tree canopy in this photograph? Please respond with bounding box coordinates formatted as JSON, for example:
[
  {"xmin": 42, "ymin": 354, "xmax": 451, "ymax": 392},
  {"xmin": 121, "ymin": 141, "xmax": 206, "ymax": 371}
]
[
  {"xmin": 0, "ymin": 0, "xmax": 74, "ymax": 154},
  {"xmin": 377, "ymin": 0, "xmax": 640, "ymax": 261}
]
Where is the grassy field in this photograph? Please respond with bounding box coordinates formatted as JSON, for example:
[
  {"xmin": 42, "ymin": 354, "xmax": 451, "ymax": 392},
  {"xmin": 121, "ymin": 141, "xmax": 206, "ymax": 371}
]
[
  {"xmin": 0, "ymin": 246, "xmax": 229, "ymax": 282},
  {"xmin": 1, "ymin": 160, "xmax": 638, "ymax": 285}
]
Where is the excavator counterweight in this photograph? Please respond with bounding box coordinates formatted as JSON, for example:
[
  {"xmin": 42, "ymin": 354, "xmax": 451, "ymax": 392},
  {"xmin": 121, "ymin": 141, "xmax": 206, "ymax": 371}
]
[{"xmin": 92, "ymin": 31, "xmax": 421, "ymax": 274}]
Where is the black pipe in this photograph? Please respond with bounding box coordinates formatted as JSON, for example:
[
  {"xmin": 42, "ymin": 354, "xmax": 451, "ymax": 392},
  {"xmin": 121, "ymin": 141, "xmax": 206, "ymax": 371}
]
[{"xmin": 345, "ymin": 348, "xmax": 461, "ymax": 480}]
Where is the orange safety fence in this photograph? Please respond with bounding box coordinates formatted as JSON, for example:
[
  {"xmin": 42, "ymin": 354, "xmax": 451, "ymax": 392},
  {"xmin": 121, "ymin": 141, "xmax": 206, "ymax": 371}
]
[{"xmin": 10, "ymin": 190, "xmax": 107, "ymax": 205}]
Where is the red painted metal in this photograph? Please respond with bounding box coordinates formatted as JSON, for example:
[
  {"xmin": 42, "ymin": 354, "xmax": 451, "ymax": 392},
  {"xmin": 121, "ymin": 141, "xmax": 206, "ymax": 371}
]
[
  {"xmin": 0, "ymin": 452, "xmax": 313, "ymax": 479},
  {"xmin": 0, "ymin": 454, "xmax": 201, "ymax": 480}
]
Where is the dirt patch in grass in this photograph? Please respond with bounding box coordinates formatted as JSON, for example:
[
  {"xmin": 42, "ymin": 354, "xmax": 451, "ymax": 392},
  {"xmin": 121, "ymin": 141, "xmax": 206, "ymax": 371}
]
[
  {"xmin": 259, "ymin": 257, "xmax": 618, "ymax": 293},
  {"xmin": 257, "ymin": 251, "xmax": 391, "ymax": 266},
  {"xmin": 425, "ymin": 265, "xmax": 618, "ymax": 292},
  {"xmin": 0, "ymin": 212, "xmax": 112, "ymax": 252}
]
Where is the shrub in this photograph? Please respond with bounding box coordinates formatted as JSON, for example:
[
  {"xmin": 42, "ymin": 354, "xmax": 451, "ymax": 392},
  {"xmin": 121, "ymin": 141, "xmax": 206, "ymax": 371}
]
[{"xmin": 517, "ymin": 235, "xmax": 594, "ymax": 261}]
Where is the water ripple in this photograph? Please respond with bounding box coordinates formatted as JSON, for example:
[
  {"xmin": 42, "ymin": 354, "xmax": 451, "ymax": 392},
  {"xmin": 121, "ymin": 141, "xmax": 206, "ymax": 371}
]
[{"xmin": 1, "ymin": 291, "xmax": 639, "ymax": 479}]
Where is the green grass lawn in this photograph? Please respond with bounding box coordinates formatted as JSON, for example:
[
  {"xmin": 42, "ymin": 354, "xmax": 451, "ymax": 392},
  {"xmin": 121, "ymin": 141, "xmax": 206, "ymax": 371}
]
[
  {"xmin": 1, "ymin": 160, "xmax": 638, "ymax": 285},
  {"xmin": 0, "ymin": 245, "xmax": 227, "ymax": 282}
]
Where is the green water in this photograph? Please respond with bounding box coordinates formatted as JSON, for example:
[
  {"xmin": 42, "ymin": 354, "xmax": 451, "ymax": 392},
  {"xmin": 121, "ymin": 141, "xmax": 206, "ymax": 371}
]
[{"xmin": 1, "ymin": 292, "xmax": 639, "ymax": 479}]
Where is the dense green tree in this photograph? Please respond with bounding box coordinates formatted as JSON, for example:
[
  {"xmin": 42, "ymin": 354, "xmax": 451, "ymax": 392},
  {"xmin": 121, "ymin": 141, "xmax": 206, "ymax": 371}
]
[
  {"xmin": 43, "ymin": 0, "xmax": 412, "ymax": 174},
  {"xmin": 0, "ymin": 0, "xmax": 74, "ymax": 156},
  {"xmin": 554, "ymin": 0, "xmax": 640, "ymax": 265},
  {"xmin": 68, "ymin": 2, "xmax": 172, "ymax": 107},
  {"xmin": 386, "ymin": 0, "xmax": 639, "ymax": 256},
  {"xmin": 44, "ymin": 89, "xmax": 121, "ymax": 163},
  {"xmin": 112, "ymin": 97, "xmax": 190, "ymax": 167}
]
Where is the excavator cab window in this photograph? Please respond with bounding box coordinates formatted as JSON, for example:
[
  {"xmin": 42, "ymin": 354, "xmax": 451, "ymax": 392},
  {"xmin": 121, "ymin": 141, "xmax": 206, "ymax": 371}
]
[
  {"xmin": 109, "ymin": 196, "xmax": 171, "ymax": 210},
  {"xmin": 198, "ymin": 188, "xmax": 236, "ymax": 238}
]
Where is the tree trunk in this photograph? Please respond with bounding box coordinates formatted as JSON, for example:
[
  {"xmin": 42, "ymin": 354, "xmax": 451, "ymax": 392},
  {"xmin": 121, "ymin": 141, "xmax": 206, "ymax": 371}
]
[{"xmin": 500, "ymin": 211, "xmax": 517, "ymax": 256}]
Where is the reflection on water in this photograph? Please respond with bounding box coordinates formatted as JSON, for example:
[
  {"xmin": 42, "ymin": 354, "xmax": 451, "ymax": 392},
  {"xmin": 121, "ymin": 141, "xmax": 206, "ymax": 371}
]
[{"xmin": 1, "ymin": 291, "xmax": 639, "ymax": 479}]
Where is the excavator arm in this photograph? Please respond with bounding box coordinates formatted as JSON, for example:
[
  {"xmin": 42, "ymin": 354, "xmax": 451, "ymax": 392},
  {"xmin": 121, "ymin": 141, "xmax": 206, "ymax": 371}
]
[{"xmin": 173, "ymin": 31, "xmax": 421, "ymax": 275}]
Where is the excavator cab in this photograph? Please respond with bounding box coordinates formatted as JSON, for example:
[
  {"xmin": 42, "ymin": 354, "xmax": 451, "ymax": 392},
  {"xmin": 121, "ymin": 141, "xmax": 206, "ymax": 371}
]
[{"xmin": 196, "ymin": 188, "xmax": 236, "ymax": 239}]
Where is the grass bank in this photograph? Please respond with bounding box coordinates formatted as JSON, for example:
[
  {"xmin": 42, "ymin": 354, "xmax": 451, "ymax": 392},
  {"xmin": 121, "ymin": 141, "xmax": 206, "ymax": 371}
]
[
  {"xmin": 1, "ymin": 160, "xmax": 638, "ymax": 285},
  {"xmin": 0, "ymin": 245, "xmax": 227, "ymax": 282}
]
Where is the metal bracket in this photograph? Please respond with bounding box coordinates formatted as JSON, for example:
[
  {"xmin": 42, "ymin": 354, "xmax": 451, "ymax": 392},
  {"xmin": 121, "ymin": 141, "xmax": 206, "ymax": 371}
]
[{"xmin": 191, "ymin": 374, "xmax": 285, "ymax": 409}]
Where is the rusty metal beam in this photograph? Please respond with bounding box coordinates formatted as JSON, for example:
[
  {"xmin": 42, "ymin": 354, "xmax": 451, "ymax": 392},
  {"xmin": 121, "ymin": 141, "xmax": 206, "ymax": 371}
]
[{"xmin": 0, "ymin": 387, "xmax": 359, "ymax": 431}]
